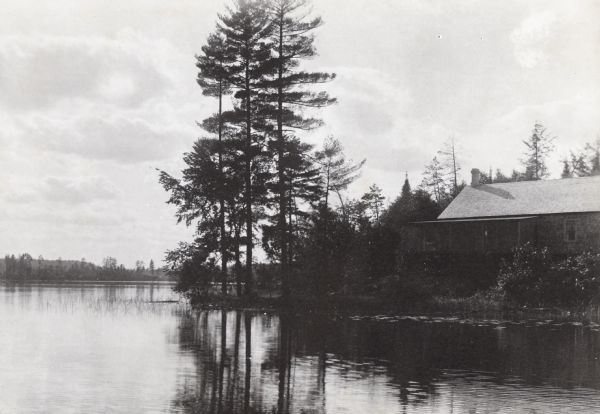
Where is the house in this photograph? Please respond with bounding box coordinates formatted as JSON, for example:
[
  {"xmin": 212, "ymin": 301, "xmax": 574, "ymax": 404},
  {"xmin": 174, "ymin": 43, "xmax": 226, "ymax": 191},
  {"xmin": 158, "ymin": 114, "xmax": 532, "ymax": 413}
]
[{"xmin": 403, "ymin": 169, "xmax": 600, "ymax": 255}]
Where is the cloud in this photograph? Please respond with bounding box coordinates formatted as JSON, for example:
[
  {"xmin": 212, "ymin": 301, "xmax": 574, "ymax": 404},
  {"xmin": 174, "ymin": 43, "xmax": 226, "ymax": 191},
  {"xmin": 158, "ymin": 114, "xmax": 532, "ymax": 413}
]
[
  {"xmin": 510, "ymin": 10, "xmax": 557, "ymax": 68},
  {"xmin": 315, "ymin": 66, "xmax": 454, "ymax": 176},
  {"xmin": 0, "ymin": 30, "xmax": 179, "ymax": 111},
  {"xmin": 0, "ymin": 31, "xmax": 204, "ymax": 164},
  {"xmin": 3, "ymin": 175, "xmax": 119, "ymax": 205},
  {"xmin": 13, "ymin": 102, "xmax": 198, "ymax": 163},
  {"xmin": 41, "ymin": 176, "xmax": 119, "ymax": 204},
  {"xmin": 0, "ymin": 208, "xmax": 123, "ymax": 227}
]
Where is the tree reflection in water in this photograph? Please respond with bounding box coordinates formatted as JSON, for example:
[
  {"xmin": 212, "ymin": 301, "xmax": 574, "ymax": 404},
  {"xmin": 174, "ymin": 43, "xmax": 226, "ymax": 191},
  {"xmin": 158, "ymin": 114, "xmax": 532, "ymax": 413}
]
[
  {"xmin": 171, "ymin": 311, "xmax": 600, "ymax": 414},
  {"xmin": 172, "ymin": 310, "xmax": 327, "ymax": 414}
]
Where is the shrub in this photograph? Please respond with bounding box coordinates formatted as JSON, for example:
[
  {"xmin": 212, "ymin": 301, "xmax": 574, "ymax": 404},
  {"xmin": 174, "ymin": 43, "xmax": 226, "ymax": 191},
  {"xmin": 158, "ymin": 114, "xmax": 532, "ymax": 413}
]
[
  {"xmin": 551, "ymin": 252, "xmax": 600, "ymax": 307},
  {"xmin": 497, "ymin": 244, "xmax": 600, "ymax": 307},
  {"xmin": 497, "ymin": 243, "xmax": 552, "ymax": 306},
  {"xmin": 402, "ymin": 252, "xmax": 501, "ymax": 297}
]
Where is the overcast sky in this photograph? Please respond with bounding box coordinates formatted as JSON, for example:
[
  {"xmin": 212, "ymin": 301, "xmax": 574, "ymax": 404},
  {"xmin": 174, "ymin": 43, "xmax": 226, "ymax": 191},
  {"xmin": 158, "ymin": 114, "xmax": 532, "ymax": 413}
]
[{"xmin": 1, "ymin": 0, "xmax": 599, "ymax": 266}]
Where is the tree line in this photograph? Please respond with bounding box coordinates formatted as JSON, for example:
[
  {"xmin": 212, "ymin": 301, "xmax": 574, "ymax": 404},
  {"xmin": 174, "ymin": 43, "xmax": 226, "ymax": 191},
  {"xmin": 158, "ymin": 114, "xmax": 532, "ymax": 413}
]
[
  {"xmin": 420, "ymin": 122, "xmax": 600, "ymax": 209},
  {"xmin": 1, "ymin": 254, "xmax": 163, "ymax": 281}
]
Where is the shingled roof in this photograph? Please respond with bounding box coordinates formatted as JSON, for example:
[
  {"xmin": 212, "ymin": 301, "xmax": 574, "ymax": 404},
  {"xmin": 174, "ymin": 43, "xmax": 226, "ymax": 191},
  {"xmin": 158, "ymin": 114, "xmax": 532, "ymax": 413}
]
[{"xmin": 438, "ymin": 175, "xmax": 600, "ymax": 220}]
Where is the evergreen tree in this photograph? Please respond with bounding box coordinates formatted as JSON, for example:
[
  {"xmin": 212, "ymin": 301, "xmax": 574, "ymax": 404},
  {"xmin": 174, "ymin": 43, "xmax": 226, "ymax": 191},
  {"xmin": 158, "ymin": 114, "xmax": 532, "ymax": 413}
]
[
  {"xmin": 262, "ymin": 138, "xmax": 322, "ymax": 266},
  {"xmin": 521, "ymin": 122, "xmax": 555, "ymax": 180},
  {"xmin": 265, "ymin": 0, "xmax": 336, "ymax": 298},
  {"xmin": 149, "ymin": 259, "xmax": 155, "ymax": 274},
  {"xmin": 135, "ymin": 260, "xmax": 145, "ymax": 272},
  {"xmin": 438, "ymin": 137, "xmax": 461, "ymax": 195},
  {"xmin": 159, "ymin": 139, "xmax": 222, "ymax": 257},
  {"xmin": 160, "ymin": 133, "xmax": 257, "ymax": 292},
  {"xmin": 287, "ymin": 140, "xmax": 322, "ymax": 265},
  {"xmin": 381, "ymin": 185, "xmax": 440, "ymax": 242},
  {"xmin": 569, "ymin": 151, "xmax": 590, "ymax": 177},
  {"xmin": 586, "ymin": 138, "xmax": 600, "ymax": 175},
  {"xmin": 401, "ymin": 173, "xmax": 411, "ymax": 199},
  {"xmin": 314, "ymin": 136, "xmax": 365, "ymax": 221},
  {"xmin": 312, "ymin": 137, "xmax": 364, "ymax": 291},
  {"xmin": 561, "ymin": 159, "xmax": 573, "ymax": 178},
  {"xmin": 421, "ymin": 156, "xmax": 450, "ymax": 205},
  {"xmin": 196, "ymin": 32, "xmax": 234, "ymax": 294},
  {"xmin": 361, "ymin": 184, "xmax": 385, "ymax": 222},
  {"xmin": 479, "ymin": 169, "xmax": 492, "ymax": 184},
  {"xmin": 567, "ymin": 138, "xmax": 600, "ymax": 177},
  {"xmin": 493, "ymin": 169, "xmax": 514, "ymax": 183},
  {"xmin": 218, "ymin": 0, "xmax": 275, "ymax": 296}
]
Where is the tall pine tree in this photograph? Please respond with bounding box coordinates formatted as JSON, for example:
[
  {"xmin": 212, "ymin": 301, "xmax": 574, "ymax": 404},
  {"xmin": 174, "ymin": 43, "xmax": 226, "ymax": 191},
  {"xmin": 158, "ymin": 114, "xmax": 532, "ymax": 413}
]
[
  {"xmin": 522, "ymin": 122, "xmax": 555, "ymax": 180},
  {"xmin": 265, "ymin": 0, "xmax": 336, "ymax": 298},
  {"xmin": 196, "ymin": 32, "xmax": 233, "ymax": 295},
  {"xmin": 218, "ymin": 0, "xmax": 274, "ymax": 296}
]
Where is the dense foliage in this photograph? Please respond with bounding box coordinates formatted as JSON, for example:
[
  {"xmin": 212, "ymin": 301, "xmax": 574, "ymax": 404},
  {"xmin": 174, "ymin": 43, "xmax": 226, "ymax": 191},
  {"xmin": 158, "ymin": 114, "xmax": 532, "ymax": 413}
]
[{"xmin": 498, "ymin": 244, "xmax": 600, "ymax": 307}]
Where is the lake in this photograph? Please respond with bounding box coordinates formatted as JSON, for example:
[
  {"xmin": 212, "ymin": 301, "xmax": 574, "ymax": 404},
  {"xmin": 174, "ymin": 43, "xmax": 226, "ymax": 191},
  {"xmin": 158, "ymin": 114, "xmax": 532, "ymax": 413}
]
[{"xmin": 1, "ymin": 283, "xmax": 600, "ymax": 413}]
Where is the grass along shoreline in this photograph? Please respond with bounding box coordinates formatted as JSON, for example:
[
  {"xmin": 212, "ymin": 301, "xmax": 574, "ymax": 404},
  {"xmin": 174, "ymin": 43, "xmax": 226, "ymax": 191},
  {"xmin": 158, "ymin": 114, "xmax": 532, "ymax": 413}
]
[{"xmin": 185, "ymin": 291, "xmax": 600, "ymax": 324}]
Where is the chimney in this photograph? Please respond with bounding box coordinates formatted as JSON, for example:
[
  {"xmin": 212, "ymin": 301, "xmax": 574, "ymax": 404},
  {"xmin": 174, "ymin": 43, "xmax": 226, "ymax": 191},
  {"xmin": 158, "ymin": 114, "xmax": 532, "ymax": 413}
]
[{"xmin": 471, "ymin": 168, "xmax": 481, "ymax": 186}]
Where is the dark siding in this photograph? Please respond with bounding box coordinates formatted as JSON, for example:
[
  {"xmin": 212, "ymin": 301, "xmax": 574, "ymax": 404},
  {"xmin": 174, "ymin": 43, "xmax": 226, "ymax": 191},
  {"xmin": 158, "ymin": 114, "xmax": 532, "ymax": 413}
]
[
  {"xmin": 402, "ymin": 213, "xmax": 600, "ymax": 255},
  {"xmin": 538, "ymin": 213, "xmax": 600, "ymax": 254}
]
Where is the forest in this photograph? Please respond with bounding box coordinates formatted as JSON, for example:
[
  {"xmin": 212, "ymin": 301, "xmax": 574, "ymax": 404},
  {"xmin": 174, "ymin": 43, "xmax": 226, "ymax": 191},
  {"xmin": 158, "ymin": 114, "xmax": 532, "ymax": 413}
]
[
  {"xmin": 0, "ymin": 255, "xmax": 165, "ymax": 282},
  {"xmin": 160, "ymin": 0, "xmax": 600, "ymax": 310}
]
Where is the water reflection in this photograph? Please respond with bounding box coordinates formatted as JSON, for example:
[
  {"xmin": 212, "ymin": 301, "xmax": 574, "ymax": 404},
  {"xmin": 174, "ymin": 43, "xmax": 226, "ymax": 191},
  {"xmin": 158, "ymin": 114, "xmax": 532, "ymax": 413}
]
[
  {"xmin": 2, "ymin": 284, "xmax": 600, "ymax": 413},
  {"xmin": 172, "ymin": 309, "xmax": 600, "ymax": 413}
]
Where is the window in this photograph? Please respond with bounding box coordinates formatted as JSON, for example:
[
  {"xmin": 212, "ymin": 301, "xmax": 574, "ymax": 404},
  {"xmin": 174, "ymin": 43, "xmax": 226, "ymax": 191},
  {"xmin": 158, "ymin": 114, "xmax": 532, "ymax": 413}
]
[
  {"xmin": 565, "ymin": 219, "xmax": 578, "ymax": 242},
  {"xmin": 423, "ymin": 227, "xmax": 436, "ymax": 251}
]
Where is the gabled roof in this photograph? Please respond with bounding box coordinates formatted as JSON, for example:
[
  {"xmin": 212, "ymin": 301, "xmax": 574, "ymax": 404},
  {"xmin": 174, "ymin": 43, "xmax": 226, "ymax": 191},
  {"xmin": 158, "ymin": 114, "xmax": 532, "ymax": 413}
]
[{"xmin": 438, "ymin": 175, "xmax": 600, "ymax": 220}]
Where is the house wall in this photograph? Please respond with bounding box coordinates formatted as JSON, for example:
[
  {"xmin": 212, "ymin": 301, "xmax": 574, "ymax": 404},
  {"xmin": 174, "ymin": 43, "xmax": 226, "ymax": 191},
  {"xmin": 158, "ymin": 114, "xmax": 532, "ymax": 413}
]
[
  {"xmin": 538, "ymin": 213, "xmax": 600, "ymax": 254},
  {"xmin": 403, "ymin": 220, "xmax": 533, "ymax": 254},
  {"xmin": 402, "ymin": 213, "xmax": 600, "ymax": 255},
  {"xmin": 402, "ymin": 213, "xmax": 600, "ymax": 254}
]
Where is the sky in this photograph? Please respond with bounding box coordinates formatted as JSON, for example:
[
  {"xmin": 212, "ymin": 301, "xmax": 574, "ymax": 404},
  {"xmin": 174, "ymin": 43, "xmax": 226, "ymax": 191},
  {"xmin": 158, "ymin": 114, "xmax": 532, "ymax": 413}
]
[{"xmin": 0, "ymin": 0, "xmax": 599, "ymax": 266}]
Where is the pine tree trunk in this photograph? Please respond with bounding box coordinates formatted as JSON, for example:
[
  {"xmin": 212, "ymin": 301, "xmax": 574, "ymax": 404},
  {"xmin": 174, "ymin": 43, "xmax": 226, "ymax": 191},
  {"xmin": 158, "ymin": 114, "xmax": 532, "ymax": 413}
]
[
  {"xmin": 218, "ymin": 79, "xmax": 228, "ymax": 296},
  {"xmin": 277, "ymin": 18, "xmax": 289, "ymax": 299},
  {"xmin": 320, "ymin": 165, "xmax": 331, "ymax": 296},
  {"xmin": 235, "ymin": 221, "xmax": 242, "ymax": 297},
  {"xmin": 287, "ymin": 184, "xmax": 294, "ymax": 268},
  {"xmin": 244, "ymin": 57, "xmax": 253, "ymax": 298}
]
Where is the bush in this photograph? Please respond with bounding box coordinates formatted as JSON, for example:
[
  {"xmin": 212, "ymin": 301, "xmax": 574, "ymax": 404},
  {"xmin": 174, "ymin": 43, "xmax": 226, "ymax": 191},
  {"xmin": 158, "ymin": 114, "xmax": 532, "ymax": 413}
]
[
  {"xmin": 497, "ymin": 244, "xmax": 600, "ymax": 307},
  {"xmin": 497, "ymin": 243, "xmax": 552, "ymax": 306},
  {"xmin": 551, "ymin": 252, "xmax": 600, "ymax": 307},
  {"xmin": 400, "ymin": 252, "xmax": 501, "ymax": 297}
]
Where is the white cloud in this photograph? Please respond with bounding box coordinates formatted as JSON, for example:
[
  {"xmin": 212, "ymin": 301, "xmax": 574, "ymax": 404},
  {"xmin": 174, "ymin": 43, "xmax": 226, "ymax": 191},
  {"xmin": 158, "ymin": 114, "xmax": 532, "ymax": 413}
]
[
  {"xmin": 510, "ymin": 10, "xmax": 557, "ymax": 68},
  {"xmin": 17, "ymin": 108, "xmax": 194, "ymax": 163},
  {"xmin": 0, "ymin": 31, "xmax": 180, "ymax": 111},
  {"xmin": 313, "ymin": 67, "xmax": 455, "ymax": 177},
  {"xmin": 0, "ymin": 31, "xmax": 205, "ymax": 165},
  {"xmin": 3, "ymin": 175, "xmax": 119, "ymax": 205},
  {"xmin": 41, "ymin": 176, "xmax": 120, "ymax": 204}
]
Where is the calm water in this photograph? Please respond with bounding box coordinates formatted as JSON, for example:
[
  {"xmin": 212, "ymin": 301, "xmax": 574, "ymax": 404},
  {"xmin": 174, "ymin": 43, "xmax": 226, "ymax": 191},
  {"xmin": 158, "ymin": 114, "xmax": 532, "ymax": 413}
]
[{"xmin": 1, "ymin": 284, "xmax": 600, "ymax": 413}]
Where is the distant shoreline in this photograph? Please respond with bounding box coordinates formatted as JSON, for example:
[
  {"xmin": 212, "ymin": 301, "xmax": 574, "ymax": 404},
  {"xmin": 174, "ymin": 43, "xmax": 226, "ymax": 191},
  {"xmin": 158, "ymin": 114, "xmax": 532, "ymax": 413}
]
[{"xmin": 0, "ymin": 279, "xmax": 175, "ymax": 285}]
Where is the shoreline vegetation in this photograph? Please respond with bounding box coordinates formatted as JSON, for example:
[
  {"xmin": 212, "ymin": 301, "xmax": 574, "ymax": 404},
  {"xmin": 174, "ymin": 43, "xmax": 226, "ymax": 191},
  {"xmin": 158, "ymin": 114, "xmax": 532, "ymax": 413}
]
[
  {"xmin": 187, "ymin": 289, "xmax": 600, "ymax": 325},
  {"xmin": 169, "ymin": 243, "xmax": 600, "ymax": 324}
]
